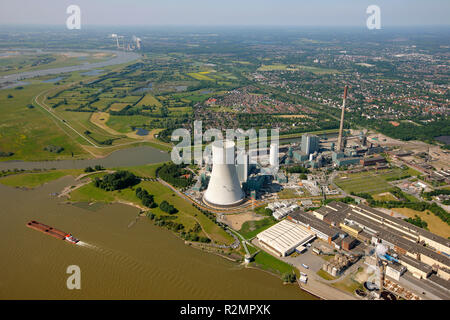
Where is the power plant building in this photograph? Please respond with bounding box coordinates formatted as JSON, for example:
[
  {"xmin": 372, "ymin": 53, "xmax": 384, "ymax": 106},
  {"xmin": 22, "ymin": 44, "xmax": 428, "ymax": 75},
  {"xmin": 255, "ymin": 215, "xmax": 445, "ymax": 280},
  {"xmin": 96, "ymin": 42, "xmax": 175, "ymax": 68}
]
[
  {"xmin": 301, "ymin": 134, "xmax": 320, "ymax": 156},
  {"xmin": 270, "ymin": 143, "xmax": 279, "ymax": 167}
]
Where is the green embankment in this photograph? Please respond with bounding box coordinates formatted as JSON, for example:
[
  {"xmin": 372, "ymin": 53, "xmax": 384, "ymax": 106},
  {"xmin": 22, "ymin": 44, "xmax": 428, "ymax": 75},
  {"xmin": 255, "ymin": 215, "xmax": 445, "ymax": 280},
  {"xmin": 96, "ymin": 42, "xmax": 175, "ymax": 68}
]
[
  {"xmin": 0, "ymin": 169, "xmax": 82, "ymax": 188},
  {"xmin": 239, "ymin": 217, "xmax": 278, "ymax": 240},
  {"xmin": 70, "ymin": 176, "xmax": 234, "ymax": 245},
  {"xmin": 251, "ymin": 251, "xmax": 297, "ymax": 276}
]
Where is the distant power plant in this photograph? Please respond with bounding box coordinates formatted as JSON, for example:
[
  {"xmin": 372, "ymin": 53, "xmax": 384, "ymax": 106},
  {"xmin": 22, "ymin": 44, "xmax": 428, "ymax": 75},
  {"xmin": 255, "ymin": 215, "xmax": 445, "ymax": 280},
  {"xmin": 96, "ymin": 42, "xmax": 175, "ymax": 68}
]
[
  {"xmin": 203, "ymin": 140, "xmax": 245, "ymax": 207},
  {"xmin": 110, "ymin": 34, "xmax": 142, "ymax": 51}
]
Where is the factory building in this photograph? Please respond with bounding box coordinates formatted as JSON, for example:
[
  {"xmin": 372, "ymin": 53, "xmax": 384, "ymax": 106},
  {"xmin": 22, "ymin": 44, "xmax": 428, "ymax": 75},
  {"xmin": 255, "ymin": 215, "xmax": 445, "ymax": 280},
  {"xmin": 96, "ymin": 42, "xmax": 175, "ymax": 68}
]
[
  {"xmin": 293, "ymin": 150, "xmax": 309, "ymax": 162},
  {"xmin": 360, "ymin": 155, "xmax": 387, "ymax": 166},
  {"xmin": 385, "ymin": 264, "xmax": 407, "ymax": 281},
  {"xmin": 243, "ymin": 175, "xmax": 267, "ymax": 193},
  {"xmin": 334, "ymin": 157, "xmax": 361, "ymax": 167},
  {"xmin": 305, "ymin": 201, "xmax": 450, "ymax": 282},
  {"xmin": 398, "ymin": 255, "xmax": 433, "ymax": 279},
  {"xmin": 256, "ymin": 220, "xmax": 316, "ymax": 257},
  {"xmin": 288, "ymin": 209, "xmax": 340, "ymax": 244},
  {"xmin": 301, "ymin": 133, "xmax": 320, "ymax": 156}
]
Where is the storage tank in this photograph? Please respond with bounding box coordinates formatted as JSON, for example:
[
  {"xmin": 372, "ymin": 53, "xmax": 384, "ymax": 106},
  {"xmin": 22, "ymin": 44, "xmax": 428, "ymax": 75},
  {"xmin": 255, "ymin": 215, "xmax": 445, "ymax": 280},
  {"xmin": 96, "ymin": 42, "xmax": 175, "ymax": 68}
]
[{"xmin": 203, "ymin": 140, "xmax": 245, "ymax": 207}]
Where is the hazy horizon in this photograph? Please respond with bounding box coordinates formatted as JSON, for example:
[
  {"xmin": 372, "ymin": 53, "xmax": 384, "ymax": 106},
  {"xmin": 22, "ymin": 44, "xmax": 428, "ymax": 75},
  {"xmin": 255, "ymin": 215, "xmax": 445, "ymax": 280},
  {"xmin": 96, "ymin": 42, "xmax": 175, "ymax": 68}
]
[{"xmin": 0, "ymin": 0, "xmax": 449, "ymax": 27}]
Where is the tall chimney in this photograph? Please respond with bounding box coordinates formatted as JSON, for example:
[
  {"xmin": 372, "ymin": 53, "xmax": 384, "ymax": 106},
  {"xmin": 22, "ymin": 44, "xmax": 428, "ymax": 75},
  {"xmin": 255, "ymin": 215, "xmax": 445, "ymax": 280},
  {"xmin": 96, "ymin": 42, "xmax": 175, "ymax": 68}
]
[{"xmin": 337, "ymin": 86, "xmax": 348, "ymax": 152}]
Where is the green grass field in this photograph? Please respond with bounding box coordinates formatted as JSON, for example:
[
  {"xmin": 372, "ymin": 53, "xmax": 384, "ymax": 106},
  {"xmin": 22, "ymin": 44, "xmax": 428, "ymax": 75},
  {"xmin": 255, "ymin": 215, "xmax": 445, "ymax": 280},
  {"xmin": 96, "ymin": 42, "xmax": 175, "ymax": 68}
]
[
  {"xmin": 334, "ymin": 168, "xmax": 417, "ymax": 195},
  {"xmin": 257, "ymin": 64, "xmax": 287, "ymax": 71},
  {"xmin": 239, "ymin": 217, "xmax": 278, "ymax": 239},
  {"xmin": 70, "ymin": 178, "xmax": 234, "ymax": 245},
  {"xmin": 136, "ymin": 94, "xmax": 162, "ymax": 107},
  {"xmin": 0, "ymin": 169, "xmax": 82, "ymax": 188},
  {"xmin": 0, "ymin": 83, "xmax": 89, "ymax": 161},
  {"xmin": 187, "ymin": 72, "xmax": 214, "ymax": 81},
  {"xmin": 316, "ymin": 269, "xmax": 337, "ymax": 280},
  {"xmin": 252, "ymin": 251, "xmax": 297, "ymax": 276}
]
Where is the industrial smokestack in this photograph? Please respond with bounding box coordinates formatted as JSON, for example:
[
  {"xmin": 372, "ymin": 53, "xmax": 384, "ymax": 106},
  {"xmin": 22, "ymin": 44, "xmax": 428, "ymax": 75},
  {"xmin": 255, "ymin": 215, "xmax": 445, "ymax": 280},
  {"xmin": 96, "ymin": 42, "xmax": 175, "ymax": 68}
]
[{"xmin": 337, "ymin": 86, "xmax": 348, "ymax": 152}]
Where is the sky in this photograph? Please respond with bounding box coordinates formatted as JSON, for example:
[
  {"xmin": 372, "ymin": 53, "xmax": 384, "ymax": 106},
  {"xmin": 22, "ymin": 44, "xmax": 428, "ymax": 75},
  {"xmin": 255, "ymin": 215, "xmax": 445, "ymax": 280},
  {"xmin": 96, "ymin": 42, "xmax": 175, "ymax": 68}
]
[{"xmin": 0, "ymin": 0, "xmax": 449, "ymax": 27}]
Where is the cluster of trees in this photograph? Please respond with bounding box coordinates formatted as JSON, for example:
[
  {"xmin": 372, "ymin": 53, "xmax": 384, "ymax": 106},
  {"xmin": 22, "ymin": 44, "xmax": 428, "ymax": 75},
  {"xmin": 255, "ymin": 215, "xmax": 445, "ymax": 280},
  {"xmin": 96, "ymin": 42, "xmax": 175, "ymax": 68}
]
[
  {"xmin": 94, "ymin": 171, "xmax": 140, "ymax": 191},
  {"xmin": 156, "ymin": 163, "xmax": 194, "ymax": 188},
  {"xmin": 353, "ymin": 116, "xmax": 450, "ymax": 144},
  {"xmin": 404, "ymin": 215, "xmax": 428, "ymax": 230},
  {"xmin": 367, "ymin": 199, "xmax": 449, "ymax": 226},
  {"xmin": 282, "ymin": 272, "xmax": 297, "ymax": 283},
  {"xmin": 350, "ymin": 192, "xmax": 373, "ymax": 200},
  {"xmin": 136, "ymin": 187, "xmax": 157, "ymax": 208},
  {"xmin": 147, "ymin": 213, "xmax": 185, "ymax": 232},
  {"xmin": 255, "ymin": 206, "xmax": 273, "ymax": 216},
  {"xmin": 146, "ymin": 212, "xmax": 210, "ymax": 243},
  {"xmin": 285, "ymin": 165, "xmax": 309, "ymax": 174},
  {"xmin": 84, "ymin": 165, "xmax": 105, "ymax": 173},
  {"xmin": 386, "ymin": 174, "xmax": 411, "ymax": 182},
  {"xmin": 180, "ymin": 232, "xmax": 211, "ymax": 243},
  {"xmin": 44, "ymin": 145, "xmax": 64, "ymax": 154},
  {"xmin": 159, "ymin": 200, "xmax": 178, "ymax": 214},
  {"xmin": 423, "ymin": 189, "xmax": 450, "ymax": 201},
  {"xmin": 324, "ymin": 197, "xmax": 356, "ymax": 205},
  {"xmin": 0, "ymin": 151, "xmax": 14, "ymax": 157}
]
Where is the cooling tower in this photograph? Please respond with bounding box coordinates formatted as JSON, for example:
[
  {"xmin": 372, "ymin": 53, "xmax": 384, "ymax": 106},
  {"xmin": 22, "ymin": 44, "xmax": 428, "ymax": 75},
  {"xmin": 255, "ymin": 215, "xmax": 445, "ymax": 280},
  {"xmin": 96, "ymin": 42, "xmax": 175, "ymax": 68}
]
[
  {"xmin": 203, "ymin": 140, "xmax": 245, "ymax": 207},
  {"xmin": 269, "ymin": 143, "xmax": 278, "ymax": 167}
]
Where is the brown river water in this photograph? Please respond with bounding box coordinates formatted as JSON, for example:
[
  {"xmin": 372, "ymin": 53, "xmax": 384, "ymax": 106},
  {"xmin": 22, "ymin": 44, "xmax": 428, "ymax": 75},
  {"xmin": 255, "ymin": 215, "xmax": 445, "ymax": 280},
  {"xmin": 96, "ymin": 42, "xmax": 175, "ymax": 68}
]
[{"xmin": 0, "ymin": 176, "xmax": 315, "ymax": 299}]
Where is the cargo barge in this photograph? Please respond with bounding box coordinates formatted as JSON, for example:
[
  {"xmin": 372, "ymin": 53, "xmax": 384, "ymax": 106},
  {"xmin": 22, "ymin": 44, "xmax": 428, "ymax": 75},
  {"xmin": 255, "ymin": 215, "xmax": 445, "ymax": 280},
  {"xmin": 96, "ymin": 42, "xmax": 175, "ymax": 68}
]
[{"xmin": 26, "ymin": 220, "xmax": 79, "ymax": 244}]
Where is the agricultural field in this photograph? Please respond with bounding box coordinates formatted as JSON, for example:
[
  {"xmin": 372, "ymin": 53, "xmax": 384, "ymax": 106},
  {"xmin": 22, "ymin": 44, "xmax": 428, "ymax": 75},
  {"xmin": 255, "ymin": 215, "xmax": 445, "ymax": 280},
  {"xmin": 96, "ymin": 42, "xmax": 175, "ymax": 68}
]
[
  {"xmin": 187, "ymin": 72, "xmax": 214, "ymax": 81},
  {"xmin": 257, "ymin": 64, "xmax": 287, "ymax": 71}
]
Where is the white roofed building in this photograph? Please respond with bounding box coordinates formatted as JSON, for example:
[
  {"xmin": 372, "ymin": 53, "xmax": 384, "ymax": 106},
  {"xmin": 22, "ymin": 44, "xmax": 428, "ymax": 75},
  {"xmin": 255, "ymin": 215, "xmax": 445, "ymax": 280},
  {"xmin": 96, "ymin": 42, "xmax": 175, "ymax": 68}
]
[{"xmin": 256, "ymin": 220, "xmax": 316, "ymax": 257}]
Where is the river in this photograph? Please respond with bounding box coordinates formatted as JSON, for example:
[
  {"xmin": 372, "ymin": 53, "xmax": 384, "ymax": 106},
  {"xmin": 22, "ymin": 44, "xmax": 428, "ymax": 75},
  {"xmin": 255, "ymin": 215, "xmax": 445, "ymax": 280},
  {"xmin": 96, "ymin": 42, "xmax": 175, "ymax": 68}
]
[
  {"xmin": 0, "ymin": 50, "xmax": 140, "ymax": 85},
  {"xmin": 0, "ymin": 146, "xmax": 171, "ymax": 170},
  {"xmin": 0, "ymin": 177, "xmax": 315, "ymax": 299}
]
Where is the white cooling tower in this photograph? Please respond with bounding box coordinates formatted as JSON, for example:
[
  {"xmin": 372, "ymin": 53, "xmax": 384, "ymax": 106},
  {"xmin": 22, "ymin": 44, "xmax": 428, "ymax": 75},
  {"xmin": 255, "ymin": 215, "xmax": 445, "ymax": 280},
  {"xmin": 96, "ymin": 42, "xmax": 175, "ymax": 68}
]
[
  {"xmin": 270, "ymin": 143, "xmax": 279, "ymax": 167},
  {"xmin": 203, "ymin": 140, "xmax": 245, "ymax": 207}
]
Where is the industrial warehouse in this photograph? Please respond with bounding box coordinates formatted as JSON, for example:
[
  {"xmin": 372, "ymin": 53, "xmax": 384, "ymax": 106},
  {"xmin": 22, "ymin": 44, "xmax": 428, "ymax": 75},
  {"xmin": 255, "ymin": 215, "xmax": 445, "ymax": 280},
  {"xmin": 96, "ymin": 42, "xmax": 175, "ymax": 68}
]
[
  {"xmin": 252, "ymin": 199, "xmax": 450, "ymax": 299},
  {"xmin": 256, "ymin": 220, "xmax": 316, "ymax": 257}
]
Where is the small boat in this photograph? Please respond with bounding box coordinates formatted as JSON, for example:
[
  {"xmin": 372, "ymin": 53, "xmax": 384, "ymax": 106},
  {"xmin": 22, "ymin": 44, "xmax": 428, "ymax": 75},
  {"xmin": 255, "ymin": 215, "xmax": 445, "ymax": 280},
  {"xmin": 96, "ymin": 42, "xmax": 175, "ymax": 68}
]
[{"xmin": 65, "ymin": 233, "xmax": 80, "ymax": 244}]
